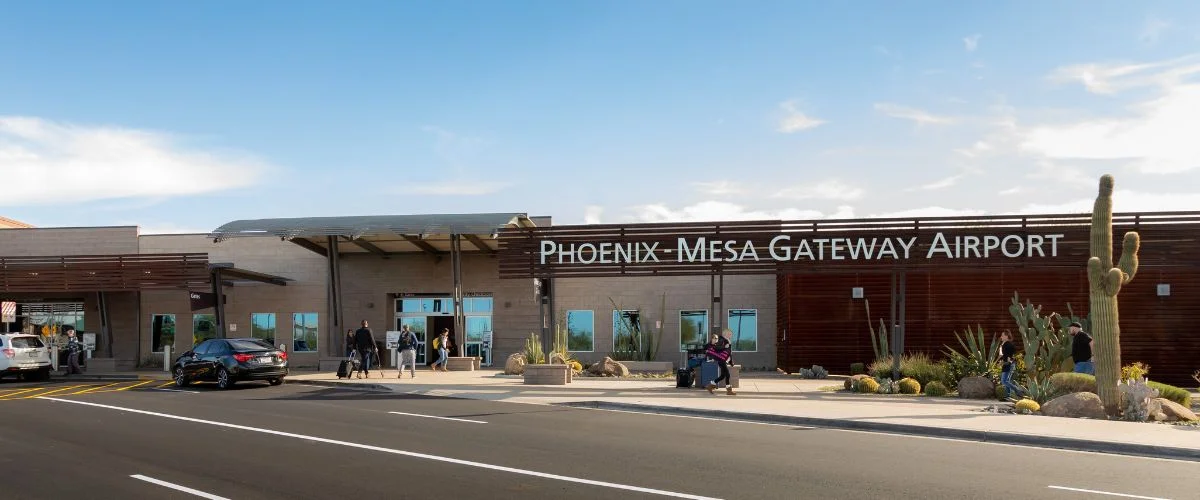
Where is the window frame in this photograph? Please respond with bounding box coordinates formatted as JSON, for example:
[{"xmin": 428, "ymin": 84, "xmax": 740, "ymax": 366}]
[
  {"xmin": 726, "ymin": 308, "xmax": 758, "ymax": 353},
  {"xmin": 565, "ymin": 309, "xmax": 595, "ymax": 353},
  {"xmin": 250, "ymin": 313, "xmax": 277, "ymax": 345},
  {"xmin": 678, "ymin": 309, "xmax": 709, "ymax": 352},
  {"xmin": 291, "ymin": 312, "xmax": 319, "ymax": 353}
]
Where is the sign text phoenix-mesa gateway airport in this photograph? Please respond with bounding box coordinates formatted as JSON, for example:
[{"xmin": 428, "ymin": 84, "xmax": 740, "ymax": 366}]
[{"xmin": 538, "ymin": 232, "xmax": 1068, "ymax": 264}]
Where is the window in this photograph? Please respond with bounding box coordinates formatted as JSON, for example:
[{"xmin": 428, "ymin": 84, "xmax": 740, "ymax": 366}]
[
  {"xmin": 680, "ymin": 310, "xmax": 709, "ymax": 351},
  {"xmin": 292, "ymin": 313, "xmax": 318, "ymax": 352},
  {"xmin": 396, "ymin": 298, "xmax": 452, "ymax": 315},
  {"xmin": 728, "ymin": 309, "xmax": 758, "ymax": 352},
  {"xmin": 612, "ymin": 310, "xmax": 640, "ymax": 352},
  {"xmin": 566, "ymin": 310, "xmax": 594, "ymax": 352},
  {"xmin": 251, "ymin": 313, "xmax": 276, "ymax": 345},
  {"xmin": 464, "ymin": 297, "xmax": 493, "ymax": 313},
  {"xmin": 228, "ymin": 338, "xmax": 274, "ymax": 351},
  {"xmin": 193, "ymin": 314, "xmax": 217, "ymax": 346},
  {"xmin": 151, "ymin": 314, "xmax": 176, "ymax": 352}
]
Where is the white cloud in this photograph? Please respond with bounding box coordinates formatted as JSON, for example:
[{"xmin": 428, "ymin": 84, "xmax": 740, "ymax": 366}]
[
  {"xmin": 998, "ymin": 187, "xmax": 1025, "ymax": 196},
  {"xmin": 963, "ymin": 34, "xmax": 981, "ymax": 52},
  {"xmin": 906, "ymin": 174, "xmax": 963, "ymax": 192},
  {"xmin": 1017, "ymin": 56, "xmax": 1200, "ymax": 173},
  {"xmin": 777, "ymin": 100, "xmax": 826, "ymax": 133},
  {"xmin": 583, "ymin": 205, "xmax": 603, "ymax": 224},
  {"xmin": 773, "ymin": 179, "xmax": 864, "ymax": 201},
  {"xmin": 874, "ymin": 103, "xmax": 956, "ymax": 125},
  {"xmin": 869, "ymin": 206, "xmax": 987, "ymax": 218},
  {"xmin": 403, "ymin": 180, "xmax": 513, "ymax": 196},
  {"xmin": 0, "ymin": 116, "xmax": 270, "ymax": 207},
  {"xmin": 627, "ymin": 200, "xmax": 855, "ymax": 223},
  {"xmin": 1018, "ymin": 189, "xmax": 1200, "ymax": 215},
  {"xmin": 692, "ymin": 180, "xmax": 746, "ymax": 196},
  {"xmin": 954, "ymin": 141, "xmax": 993, "ymax": 157}
]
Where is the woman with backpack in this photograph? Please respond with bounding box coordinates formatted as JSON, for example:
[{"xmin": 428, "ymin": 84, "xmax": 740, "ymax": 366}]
[
  {"xmin": 431, "ymin": 329, "xmax": 450, "ymax": 372},
  {"xmin": 704, "ymin": 329, "xmax": 735, "ymax": 395}
]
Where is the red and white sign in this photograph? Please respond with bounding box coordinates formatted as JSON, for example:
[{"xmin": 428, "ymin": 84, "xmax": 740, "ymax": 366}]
[{"xmin": 1, "ymin": 301, "xmax": 15, "ymax": 323}]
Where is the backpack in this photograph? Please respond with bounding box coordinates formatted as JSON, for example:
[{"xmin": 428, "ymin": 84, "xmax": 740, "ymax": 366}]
[
  {"xmin": 399, "ymin": 333, "xmax": 416, "ymax": 350},
  {"xmin": 432, "ymin": 337, "xmax": 441, "ymax": 350}
]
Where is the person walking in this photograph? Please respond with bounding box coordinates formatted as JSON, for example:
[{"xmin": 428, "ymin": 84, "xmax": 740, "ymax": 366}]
[
  {"xmin": 63, "ymin": 328, "xmax": 83, "ymax": 375},
  {"xmin": 704, "ymin": 330, "xmax": 735, "ymax": 395},
  {"xmin": 344, "ymin": 328, "xmax": 356, "ymax": 358},
  {"xmin": 1068, "ymin": 322, "xmax": 1095, "ymax": 375},
  {"xmin": 431, "ymin": 328, "xmax": 450, "ymax": 372},
  {"xmin": 998, "ymin": 330, "xmax": 1021, "ymax": 400},
  {"xmin": 396, "ymin": 325, "xmax": 419, "ymax": 379},
  {"xmin": 354, "ymin": 320, "xmax": 377, "ymax": 378}
]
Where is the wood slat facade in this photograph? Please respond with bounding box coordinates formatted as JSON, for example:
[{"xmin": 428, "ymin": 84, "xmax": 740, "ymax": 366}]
[{"xmin": 0, "ymin": 253, "xmax": 210, "ymax": 292}]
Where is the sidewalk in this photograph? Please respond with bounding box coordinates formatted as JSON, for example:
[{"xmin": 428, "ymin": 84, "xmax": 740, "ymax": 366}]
[{"xmin": 285, "ymin": 368, "xmax": 1200, "ymax": 462}]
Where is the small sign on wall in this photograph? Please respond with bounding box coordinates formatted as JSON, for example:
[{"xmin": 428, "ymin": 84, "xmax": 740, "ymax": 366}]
[{"xmin": 229, "ymin": 324, "xmax": 238, "ymax": 332}]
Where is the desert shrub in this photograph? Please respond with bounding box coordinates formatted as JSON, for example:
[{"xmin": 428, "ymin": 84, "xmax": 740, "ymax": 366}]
[
  {"xmin": 1121, "ymin": 362, "xmax": 1150, "ymax": 382},
  {"xmin": 897, "ymin": 377, "xmax": 921, "ymax": 394},
  {"xmin": 875, "ymin": 377, "xmax": 898, "ymax": 394},
  {"xmin": 869, "ymin": 358, "xmax": 895, "ymax": 380},
  {"xmin": 901, "ymin": 353, "xmax": 950, "ymax": 388},
  {"xmin": 568, "ymin": 360, "xmax": 583, "ymax": 373},
  {"xmin": 797, "ymin": 368, "xmax": 816, "ymax": 379},
  {"xmin": 924, "ymin": 380, "xmax": 948, "ymax": 397},
  {"xmin": 845, "ymin": 374, "xmax": 869, "ymax": 391},
  {"xmin": 1147, "ymin": 381, "xmax": 1192, "ymax": 408},
  {"xmin": 995, "ymin": 385, "xmax": 1008, "ymax": 400},
  {"xmin": 850, "ymin": 363, "xmax": 866, "ymax": 376},
  {"xmin": 1119, "ymin": 378, "xmax": 1160, "ymax": 422},
  {"xmin": 942, "ymin": 325, "xmax": 999, "ymax": 382},
  {"xmin": 810, "ymin": 365, "xmax": 829, "ymax": 379},
  {"xmin": 857, "ymin": 377, "xmax": 880, "ymax": 394},
  {"xmin": 1015, "ymin": 399, "xmax": 1041, "ymax": 413},
  {"xmin": 1048, "ymin": 372, "xmax": 1096, "ymax": 397}
]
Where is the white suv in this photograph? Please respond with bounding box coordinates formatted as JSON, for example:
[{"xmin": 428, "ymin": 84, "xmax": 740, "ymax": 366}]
[{"xmin": 0, "ymin": 333, "xmax": 52, "ymax": 381}]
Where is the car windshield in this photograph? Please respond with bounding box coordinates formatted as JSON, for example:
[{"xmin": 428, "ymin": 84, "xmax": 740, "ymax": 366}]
[
  {"xmin": 11, "ymin": 337, "xmax": 45, "ymax": 349},
  {"xmin": 227, "ymin": 339, "xmax": 274, "ymax": 351}
]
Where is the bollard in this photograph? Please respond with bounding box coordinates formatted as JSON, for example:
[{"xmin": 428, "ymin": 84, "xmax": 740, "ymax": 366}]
[{"xmin": 163, "ymin": 345, "xmax": 171, "ymax": 373}]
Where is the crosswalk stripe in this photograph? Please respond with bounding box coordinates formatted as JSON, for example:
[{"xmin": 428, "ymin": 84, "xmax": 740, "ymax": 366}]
[
  {"xmin": 0, "ymin": 387, "xmax": 50, "ymax": 399},
  {"xmin": 158, "ymin": 381, "xmax": 175, "ymax": 388},
  {"xmin": 84, "ymin": 380, "xmax": 155, "ymax": 394}
]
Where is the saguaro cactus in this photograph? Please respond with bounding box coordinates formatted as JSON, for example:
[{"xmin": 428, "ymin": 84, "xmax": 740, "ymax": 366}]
[{"xmin": 1087, "ymin": 174, "xmax": 1140, "ymax": 416}]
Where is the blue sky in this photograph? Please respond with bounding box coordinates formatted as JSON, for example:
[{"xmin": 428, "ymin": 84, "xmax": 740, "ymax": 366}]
[{"xmin": 2, "ymin": 1, "xmax": 1199, "ymax": 233}]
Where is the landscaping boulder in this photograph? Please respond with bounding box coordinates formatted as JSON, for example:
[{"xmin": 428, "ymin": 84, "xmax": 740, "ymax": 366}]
[
  {"xmin": 504, "ymin": 353, "xmax": 526, "ymax": 375},
  {"xmin": 1155, "ymin": 398, "xmax": 1198, "ymax": 422},
  {"xmin": 957, "ymin": 376, "xmax": 995, "ymax": 399},
  {"xmin": 1042, "ymin": 392, "xmax": 1108, "ymax": 419},
  {"xmin": 587, "ymin": 357, "xmax": 630, "ymax": 377},
  {"xmin": 845, "ymin": 374, "xmax": 871, "ymax": 391}
]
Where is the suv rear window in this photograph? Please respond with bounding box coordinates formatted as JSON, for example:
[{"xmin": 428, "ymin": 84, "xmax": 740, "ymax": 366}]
[{"xmin": 11, "ymin": 337, "xmax": 45, "ymax": 349}]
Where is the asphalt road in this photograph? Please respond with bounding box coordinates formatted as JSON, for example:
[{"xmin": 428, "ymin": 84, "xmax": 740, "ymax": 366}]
[{"xmin": 2, "ymin": 380, "xmax": 1196, "ymax": 500}]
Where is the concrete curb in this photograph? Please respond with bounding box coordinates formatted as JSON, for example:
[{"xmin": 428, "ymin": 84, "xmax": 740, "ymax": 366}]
[
  {"xmin": 286, "ymin": 379, "xmax": 395, "ymax": 392},
  {"xmin": 558, "ymin": 401, "xmax": 1200, "ymax": 463}
]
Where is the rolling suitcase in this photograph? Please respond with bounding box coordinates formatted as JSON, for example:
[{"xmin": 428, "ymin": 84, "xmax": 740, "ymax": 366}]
[
  {"xmin": 336, "ymin": 360, "xmax": 350, "ymax": 379},
  {"xmin": 696, "ymin": 360, "xmax": 719, "ymax": 388}
]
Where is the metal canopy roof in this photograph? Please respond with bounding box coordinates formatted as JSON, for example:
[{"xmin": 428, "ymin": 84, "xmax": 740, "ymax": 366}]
[{"xmin": 208, "ymin": 213, "xmax": 538, "ymax": 257}]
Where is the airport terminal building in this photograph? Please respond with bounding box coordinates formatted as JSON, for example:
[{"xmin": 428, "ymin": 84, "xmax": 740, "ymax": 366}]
[{"xmin": 1, "ymin": 211, "xmax": 1197, "ymax": 385}]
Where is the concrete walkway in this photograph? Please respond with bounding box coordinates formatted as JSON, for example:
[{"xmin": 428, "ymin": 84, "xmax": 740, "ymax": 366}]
[{"xmin": 282, "ymin": 368, "xmax": 1200, "ymax": 462}]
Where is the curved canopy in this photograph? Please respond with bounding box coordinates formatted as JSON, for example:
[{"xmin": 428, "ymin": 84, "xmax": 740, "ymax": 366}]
[{"xmin": 208, "ymin": 213, "xmax": 538, "ymax": 257}]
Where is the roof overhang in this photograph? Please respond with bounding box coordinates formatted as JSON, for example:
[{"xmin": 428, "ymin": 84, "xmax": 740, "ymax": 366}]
[
  {"xmin": 207, "ymin": 213, "xmax": 539, "ymax": 258},
  {"xmin": 208, "ymin": 263, "xmax": 291, "ymax": 287},
  {"xmin": 0, "ymin": 253, "xmax": 210, "ymax": 292}
]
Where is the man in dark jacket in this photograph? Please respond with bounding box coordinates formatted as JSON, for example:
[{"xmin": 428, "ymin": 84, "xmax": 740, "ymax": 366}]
[
  {"xmin": 1068, "ymin": 322, "xmax": 1094, "ymax": 375},
  {"xmin": 354, "ymin": 320, "xmax": 377, "ymax": 377}
]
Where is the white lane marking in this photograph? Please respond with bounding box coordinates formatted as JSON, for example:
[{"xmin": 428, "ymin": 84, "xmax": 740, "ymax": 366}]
[
  {"xmin": 567, "ymin": 405, "xmax": 1199, "ymax": 464},
  {"xmin": 388, "ymin": 411, "xmax": 486, "ymax": 424},
  {"xmin": 131, "ymin": 474, "xmax": 230, "ymax": 499},
  {"xmin": 154, "ymin": 388, "xmax": 200, "ymax": 394},
  {"xmin": 41, "ymin": 397, "xmax": 719, "ymax": 500},
  {"xmin": 1048, "ymin": 485, "xmax": 1170, "ymax": 499}
]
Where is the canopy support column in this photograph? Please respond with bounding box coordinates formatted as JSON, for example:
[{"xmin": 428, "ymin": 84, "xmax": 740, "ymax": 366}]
[{"xmin": 325, "ymin": 236, "xmax": 344, "ymax": 356}]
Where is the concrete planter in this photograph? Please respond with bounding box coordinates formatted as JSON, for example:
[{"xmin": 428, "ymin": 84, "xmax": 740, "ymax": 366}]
[
  {"xmin": 621, "ymin": 361, "xmax": 674, "ymax": 373},
  {"xmin": 446, "ymin": 357, "xmax": 476, "ymax": 371},
  {"xmin": 523, "ymin": 364, "xmax": 571, "ymax": 385}
]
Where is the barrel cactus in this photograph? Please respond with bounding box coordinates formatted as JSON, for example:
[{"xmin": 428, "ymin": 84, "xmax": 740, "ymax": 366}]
[
  {"xmin": 1087, "ymin": 174, "xmax": 1140, "ymax": 416},
  {"xmin": 924, "ymin": 380, "xmax": 948, "ymax": 397},
  {"xmin": 857, "ymin": 377, "xmax": 881, "ymax": 394},
  {"xmin": 898, "ymin": 377, "xmax": 921, "ymax": 394},
  {"xmin": 1014, "ymin": 398, "xmax": 1041, "ymax": 413}
]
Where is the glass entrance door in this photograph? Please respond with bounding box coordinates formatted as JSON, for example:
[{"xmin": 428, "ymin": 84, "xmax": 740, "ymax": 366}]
[
  {"xmin": 395, "ymin": 316, "xmax": 427, "ymax": 364},
  {"xmin": 395, "ymin": 295, "xmax": 493, "ymax": 367}
]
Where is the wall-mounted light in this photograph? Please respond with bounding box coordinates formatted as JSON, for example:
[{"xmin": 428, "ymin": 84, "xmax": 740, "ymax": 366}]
[
  {"xmin": 851, "ymin": 287, "xmax": 864, "ymax": 299},
  {"xmin": 1157, "ymin": 284, "xmax": 1171, "ymax": 297}
]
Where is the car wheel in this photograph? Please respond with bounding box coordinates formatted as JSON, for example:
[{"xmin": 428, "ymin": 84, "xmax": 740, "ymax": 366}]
[
  {"xmin": 216, "ymin": 367, "xmax": 234, "ymax": 389},
  {"xmin": 174, "ymin": 367, "xmax": 190, "ymax": 387},
  {"xmin": 269, "ymin": 378, "xmax": 283, "ymax": 386}
]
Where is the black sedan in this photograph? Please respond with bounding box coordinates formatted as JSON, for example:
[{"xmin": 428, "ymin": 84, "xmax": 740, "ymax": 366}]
[{"xmin": 173, "ymin": 338, "xmax": 289, "ymax": 389}]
